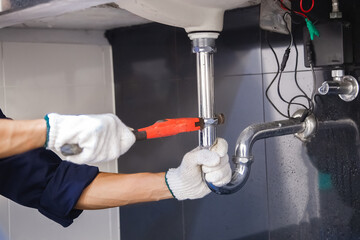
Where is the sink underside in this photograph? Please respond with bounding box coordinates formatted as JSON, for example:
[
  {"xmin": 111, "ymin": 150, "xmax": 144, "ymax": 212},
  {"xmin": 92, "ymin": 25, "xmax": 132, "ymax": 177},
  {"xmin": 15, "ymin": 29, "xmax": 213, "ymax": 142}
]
[{"xmin": 0, "ymin": 0, "xmax": 260, "ymax": 32}]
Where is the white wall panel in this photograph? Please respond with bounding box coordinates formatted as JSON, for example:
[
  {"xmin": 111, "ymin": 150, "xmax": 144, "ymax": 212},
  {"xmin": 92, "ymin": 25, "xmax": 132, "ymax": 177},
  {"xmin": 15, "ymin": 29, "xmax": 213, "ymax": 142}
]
[
  {"xmin": 0, "ymin": 40, "xmax": 9, "ymax": 240},
  {"xmin": 0, "ymin": 43, "xmax": 3, "ymax": 89},
  {"xmin": 3, "ymin": 43, "xmax": 106, "ymax": 88},
  {"xmin": 0, "ymin": 196, "xmax": 9, "ymax": 240},
  {"xmin": 1, "ymin": 31, "xmax": 119, "ymax": 240},
  {"xmin": 9, "ymin": 203, "xmax": 116, "ymax": 240}
]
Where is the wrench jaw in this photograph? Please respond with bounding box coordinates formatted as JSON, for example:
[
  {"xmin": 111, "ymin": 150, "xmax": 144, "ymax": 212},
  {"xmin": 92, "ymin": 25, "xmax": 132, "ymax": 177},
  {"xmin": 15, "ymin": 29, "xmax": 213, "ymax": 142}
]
[
  {"xmin": 199, "ymin": 114, "xmax": 225, "ymax": 149},
  {"xmin": 204, "ymin": 113, "xmax": 225, "ymax": 127}
]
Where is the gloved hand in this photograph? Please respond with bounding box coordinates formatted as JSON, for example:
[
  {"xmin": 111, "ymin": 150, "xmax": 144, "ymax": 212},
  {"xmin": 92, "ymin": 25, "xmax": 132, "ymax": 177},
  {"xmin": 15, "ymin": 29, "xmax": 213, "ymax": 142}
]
[
  {"xmin": 165, "ymin": 138, "xmax": 231, "ymax": 200},
  {"xmin": 44, "ymin": 113, "xmax": 135, "ymax": 164}
]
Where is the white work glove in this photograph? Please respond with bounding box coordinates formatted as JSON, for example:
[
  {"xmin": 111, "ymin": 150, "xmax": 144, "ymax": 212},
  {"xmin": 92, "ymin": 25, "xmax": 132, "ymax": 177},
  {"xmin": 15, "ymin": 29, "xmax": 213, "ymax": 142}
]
[
  {"xmin": 44, "ymin": 113, "xmax": 136, "ymax": 164},
  {"xmin": 165, "ymin": 138, "xmax": 231, "ymax": 200}
]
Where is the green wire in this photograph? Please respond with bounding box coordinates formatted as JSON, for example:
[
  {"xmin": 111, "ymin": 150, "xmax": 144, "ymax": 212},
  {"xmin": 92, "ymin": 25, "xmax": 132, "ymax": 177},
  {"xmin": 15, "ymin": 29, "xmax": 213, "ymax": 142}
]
[{"xmin": 305, "ymin": 18, "xmax": 320, "ymax": 40}]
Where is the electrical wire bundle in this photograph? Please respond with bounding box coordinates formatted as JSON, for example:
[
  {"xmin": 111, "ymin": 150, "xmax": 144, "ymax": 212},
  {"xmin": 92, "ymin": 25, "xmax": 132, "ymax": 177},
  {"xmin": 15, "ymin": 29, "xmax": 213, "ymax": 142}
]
[
  {"xmin": 265, "ymin": 0, "xmax": 318, "ymax": 120},
  {"xmin": 279, "ymin": 0, "xmax": 319, "ymax": 40}
]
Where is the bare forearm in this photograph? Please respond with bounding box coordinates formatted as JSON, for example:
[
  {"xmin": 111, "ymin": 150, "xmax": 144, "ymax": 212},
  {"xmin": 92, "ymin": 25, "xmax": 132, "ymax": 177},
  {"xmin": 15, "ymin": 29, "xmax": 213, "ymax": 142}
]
[
  {"xmin": 75, "ymin": 172, "xmax": 173, "ymax": 210},
  {"xmin": 0, "ymin": 119, "xmax": 47, "ymax": 158}
]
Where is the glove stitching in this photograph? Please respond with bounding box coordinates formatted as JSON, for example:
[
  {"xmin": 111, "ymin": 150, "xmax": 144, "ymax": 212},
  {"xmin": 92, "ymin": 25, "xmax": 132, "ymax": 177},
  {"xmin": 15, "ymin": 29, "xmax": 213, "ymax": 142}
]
[
  {"xmin": 43, "ymin": 114, "xmax": 50, "ymax": 148},
  {"xmin": 165, "ymin": 171, "xmax": 177, "ymax": 200}
]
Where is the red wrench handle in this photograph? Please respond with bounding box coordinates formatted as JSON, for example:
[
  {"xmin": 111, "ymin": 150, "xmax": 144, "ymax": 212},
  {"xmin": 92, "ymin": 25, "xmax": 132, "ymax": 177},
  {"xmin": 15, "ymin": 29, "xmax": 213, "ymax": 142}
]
[{"xmin": 134, "ymin": 118, "xmax": 202, "ymax": 141}]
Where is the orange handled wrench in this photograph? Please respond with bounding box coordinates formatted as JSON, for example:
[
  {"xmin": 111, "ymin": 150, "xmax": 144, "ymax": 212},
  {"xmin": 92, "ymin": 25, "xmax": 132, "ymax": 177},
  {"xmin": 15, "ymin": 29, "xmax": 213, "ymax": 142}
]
[
  {"xmin": 60, "ymin": 114, "xmax": 224, "ymax": 155},
  {"xmin": 133, "ymin": 118, "xmax": 203, "ymax": 141}
]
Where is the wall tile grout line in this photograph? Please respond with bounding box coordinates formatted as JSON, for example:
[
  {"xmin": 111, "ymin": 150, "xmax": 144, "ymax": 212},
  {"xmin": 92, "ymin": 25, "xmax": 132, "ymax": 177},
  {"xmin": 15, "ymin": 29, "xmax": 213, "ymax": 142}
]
[
  {"xmin": 171, "ymin": 70, "xmax": 315, "ymax": 83},
  {"xmin": 260, "ymin": 30, "xmax": 272, "ymax": 240},
  {"xmin": 115, "ymin": 69, "xmax": 316, "ymax": 86},
  {"xmin": 176, "ymin": 30, "xmax": 187, "ymax": 240}
]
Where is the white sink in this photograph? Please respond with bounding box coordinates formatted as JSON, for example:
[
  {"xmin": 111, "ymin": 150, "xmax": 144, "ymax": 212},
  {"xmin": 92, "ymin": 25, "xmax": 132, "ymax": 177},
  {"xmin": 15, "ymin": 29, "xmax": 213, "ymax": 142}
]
[{"xmin": 116, "ymin": 0, "xmax": 260, "ymax": 33}]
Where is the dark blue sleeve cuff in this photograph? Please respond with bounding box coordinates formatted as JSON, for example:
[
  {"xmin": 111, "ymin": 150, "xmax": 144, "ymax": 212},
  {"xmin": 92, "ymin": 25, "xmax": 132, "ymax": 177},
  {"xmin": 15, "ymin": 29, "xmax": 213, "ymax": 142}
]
[
  {"xmin": 38, "ymin": 160, "xmax": 99, "ymax": 227},
  {"xmin": 0, "ymin": 148, "xmax": 99, "ymax": 228}
]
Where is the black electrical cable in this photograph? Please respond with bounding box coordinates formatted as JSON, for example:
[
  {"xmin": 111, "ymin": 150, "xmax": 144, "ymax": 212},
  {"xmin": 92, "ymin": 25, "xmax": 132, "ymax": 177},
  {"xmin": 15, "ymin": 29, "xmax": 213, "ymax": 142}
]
[
  {"xmin": 275, "ymin": 13, "xmax": 309, "ymax": 116},
  {"xmin": 265, "ymin": 32, "xmax": 290, "ymax": 119},
  {"xmin": 276, "ymin": 72, "xmax": 289, "ymax": 107},
  {"xmin": 287, "ymin": 95, "xmax": 312, "ymax": 117},
  {"xmin": 265, "ymin": 12, "xmax": 317, "ymax": 120},
  {"xmin": 277, "ymin": 71, "xmax": 310, "ymax": 112},
  {"xmin": 272, "ymin": 1, "xmax": 317, "ymax": 118},
  {"xmin": 293, "ymin": 39, "xmax": 309, "ymax": 98},
  {"xmin": 283, "ymin": 13, "xmax": 293, "ymax": 49},
  {"xmin": 293, "ymin": 37, "xmax": 314, "ymax": 111},
  {"xmin": 280, "ymin": 5, "xmax": 314, "ymax": 112},
  {"xmin": 265, "ymin": 33, "xmax": 307, "ymax": 119}
]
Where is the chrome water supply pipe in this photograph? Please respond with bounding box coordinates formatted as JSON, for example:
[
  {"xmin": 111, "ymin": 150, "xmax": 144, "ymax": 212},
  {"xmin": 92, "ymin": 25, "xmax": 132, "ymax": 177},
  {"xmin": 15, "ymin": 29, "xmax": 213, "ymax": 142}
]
[
  {"xmin": 330, "ymin": 0, "xmax": 342, "ymax": 19},
  {"xmin": 318, "ymin": 69, "xmax": 359, "ymax": 102}
]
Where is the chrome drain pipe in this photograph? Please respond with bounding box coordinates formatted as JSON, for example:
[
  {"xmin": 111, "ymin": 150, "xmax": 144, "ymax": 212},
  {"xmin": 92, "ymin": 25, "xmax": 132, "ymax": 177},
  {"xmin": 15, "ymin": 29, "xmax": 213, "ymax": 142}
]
[
  {"xmin": 189, "ymin": 34, "xmax": 319, "ymax": 195},
  {"xmin": 210, "ymin": 117, "xmax": 308, "ymax": 194},
  {"xmin": 190, "ymin": 32, "xmax": 224, "ymax": 192},
  {"xmin": 210, "ymin": 110, "xmax": 317, "ymax": 195},
  {"xmin": 190, "ymin": 33, "xmax": 219, "ymax": 149}
]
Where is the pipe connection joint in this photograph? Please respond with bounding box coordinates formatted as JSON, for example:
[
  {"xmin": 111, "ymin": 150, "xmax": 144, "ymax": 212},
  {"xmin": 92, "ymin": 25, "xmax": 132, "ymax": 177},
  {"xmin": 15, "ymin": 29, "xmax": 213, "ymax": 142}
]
[
  {"xmin": 190, "ymin": 32, "xmax": 219, "ymax": 54},
  {"xmin": 293, "ymin": 110, "xmax": 317, "ymax": 142},
  {"xmin": 191, "ymin": 38, "xmax": 217, "ymax": 53}
]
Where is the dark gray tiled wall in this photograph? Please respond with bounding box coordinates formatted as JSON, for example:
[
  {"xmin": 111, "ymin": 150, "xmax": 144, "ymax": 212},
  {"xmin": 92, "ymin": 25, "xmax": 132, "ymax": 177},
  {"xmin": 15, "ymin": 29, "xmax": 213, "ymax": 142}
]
[
  {"xmin": 183, "ymin": 75, "xmax": 267, "ymax": 240},
  {"xmin": 107, "ymin": 6, "xmax": 270, "ymax": 240},
  {"xmin": 107, "ymin": 3, "xmax": 360, "ymax": 240}
]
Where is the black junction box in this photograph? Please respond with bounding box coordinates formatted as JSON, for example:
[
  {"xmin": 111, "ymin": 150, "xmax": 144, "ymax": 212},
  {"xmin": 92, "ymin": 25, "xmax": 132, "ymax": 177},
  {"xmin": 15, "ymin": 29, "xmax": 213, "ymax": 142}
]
[{"xmin": 304, "ymin": 21, "xmax": 353, "ymax": 67}]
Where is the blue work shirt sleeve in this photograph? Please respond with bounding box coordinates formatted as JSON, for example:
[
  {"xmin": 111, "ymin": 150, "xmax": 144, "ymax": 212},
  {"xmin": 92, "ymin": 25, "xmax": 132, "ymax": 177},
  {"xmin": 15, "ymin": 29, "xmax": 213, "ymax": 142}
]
[{"xmin": 0, "ymin": 148, "xmax": 99, "ymax": 227}]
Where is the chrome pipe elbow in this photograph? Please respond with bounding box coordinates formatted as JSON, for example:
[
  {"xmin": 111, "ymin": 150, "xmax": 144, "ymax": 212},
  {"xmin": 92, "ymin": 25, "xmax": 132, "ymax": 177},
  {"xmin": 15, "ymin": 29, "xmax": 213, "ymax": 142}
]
[
  {"xmin": 209, "ymin": 111, "xmax": 316, "ymax": 195},
  {"xmin": 207, "ymin": 156, "xmax": 252, "ymax": 194}
]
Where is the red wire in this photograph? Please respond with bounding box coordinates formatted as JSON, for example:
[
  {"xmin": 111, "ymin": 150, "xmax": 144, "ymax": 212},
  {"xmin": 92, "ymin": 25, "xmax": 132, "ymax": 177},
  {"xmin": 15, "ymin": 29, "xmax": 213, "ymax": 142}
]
[
  {"xmin": 300, "ymin": 0, "xmax": 314, "ymax": 13},
  {"xmin": 280, "ymin": 0, "xmax": 309, "ymax": 19},
  {"xmin": 294, "ymin": 10, "xmax": 308, "ymax": 18},
  {"xmin": 280, "ymin": 0, "xmax": 288, "ymax": 11}
]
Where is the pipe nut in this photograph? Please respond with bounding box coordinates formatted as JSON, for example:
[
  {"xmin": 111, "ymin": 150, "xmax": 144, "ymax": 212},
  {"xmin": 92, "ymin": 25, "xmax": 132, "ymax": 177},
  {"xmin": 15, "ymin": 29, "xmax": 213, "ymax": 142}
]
[
  {"xmin": 295, "ymin": 114, "xmax": 317, "ymax": 142},
  {"xmin": 292, "ymin": 109, "xmax": 317, "ymax": 142},
  {"xmin": 330, "ymin": 12, "xmax": 342, "ymax": 19},
  {"xmin": 192, "ymin": 46, "xmax": 217, "ymax": 53},
  {"xmin": 192, "ymin": 38, "xmax": 217, "ymax": 53},
  {"xmin": 331, "ymin": 69, "xmax": 345, "ymax": 80}
]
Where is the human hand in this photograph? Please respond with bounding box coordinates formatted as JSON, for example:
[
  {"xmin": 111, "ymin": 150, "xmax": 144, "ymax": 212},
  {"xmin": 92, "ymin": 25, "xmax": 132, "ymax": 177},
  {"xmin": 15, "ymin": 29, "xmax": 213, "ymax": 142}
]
[
  {"xmin": 44, "ymin": 113, "xmax": 135, "ymax": 164},
  {"xmin": 165, "ymin": 138, "xmax": 231, "ymax": 200}
]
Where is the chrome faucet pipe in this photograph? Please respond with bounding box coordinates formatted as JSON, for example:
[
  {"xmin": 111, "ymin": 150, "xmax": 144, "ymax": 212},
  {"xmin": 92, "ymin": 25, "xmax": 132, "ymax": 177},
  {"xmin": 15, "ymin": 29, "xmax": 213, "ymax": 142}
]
[
  {"xmin": 318, "ymin": 81, "xmax": 354, "ymax": 95},
  {"xmin": 318, "ymin": 73, "xmax": 359, "ymax": 102}
]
